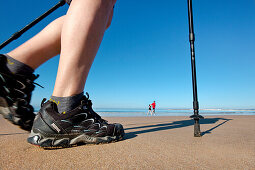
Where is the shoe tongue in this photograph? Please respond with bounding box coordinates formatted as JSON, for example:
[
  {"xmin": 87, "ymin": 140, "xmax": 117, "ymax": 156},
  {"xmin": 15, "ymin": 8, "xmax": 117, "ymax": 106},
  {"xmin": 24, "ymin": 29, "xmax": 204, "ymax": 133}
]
[
  {"xmin": 43, "ymin": 100, "xmax": 59, "ymax": 113},
  {"xmin": 52, "ymin": 102, "xmax": 59, "ymax": 112},
  {"xmin": 30, "ymin": 74, "xmax": 39, "ymax": 81},
  {"xmin": 18, "ymin": 73, "xmax": 36, "ymax": 81}
]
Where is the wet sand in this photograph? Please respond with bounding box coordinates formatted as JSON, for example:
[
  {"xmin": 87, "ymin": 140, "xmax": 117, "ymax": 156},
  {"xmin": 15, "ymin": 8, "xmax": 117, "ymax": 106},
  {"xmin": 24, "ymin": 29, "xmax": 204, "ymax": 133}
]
[{"xmin": 0, "ymin": 115, "xmax": 254, "ymax": 169}]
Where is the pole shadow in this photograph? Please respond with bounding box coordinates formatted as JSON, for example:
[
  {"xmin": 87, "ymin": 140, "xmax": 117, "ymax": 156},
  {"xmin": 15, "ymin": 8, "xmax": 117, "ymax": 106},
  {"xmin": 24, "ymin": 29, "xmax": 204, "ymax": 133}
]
[
  {"xmin": 124, "ymin": 117, "xmax": 232, "ymax": 140},
  {"xmin": 200, "ymin": 119, "xmax": 231, "ymax": 136}
]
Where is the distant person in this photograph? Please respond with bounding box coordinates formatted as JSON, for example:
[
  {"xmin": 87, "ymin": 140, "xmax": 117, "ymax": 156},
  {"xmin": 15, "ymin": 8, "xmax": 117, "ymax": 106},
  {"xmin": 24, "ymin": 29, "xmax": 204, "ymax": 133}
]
[
  {"xmin": 0, "ymin": 0, "xmax": 124, "ymax": 148},
  {"xmin": 151, "ymin": 101, "xmax": 156, "ymax": 115},
  {"xmin": 147, "ymin": 104, "xmax": 152, "ymax": 116}
]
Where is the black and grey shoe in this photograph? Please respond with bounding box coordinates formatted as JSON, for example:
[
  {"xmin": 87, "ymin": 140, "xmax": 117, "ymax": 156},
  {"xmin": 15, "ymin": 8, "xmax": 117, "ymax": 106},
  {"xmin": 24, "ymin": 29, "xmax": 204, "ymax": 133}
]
[
  {"xmin": 0, "ymin": 54, "xmax": 41, "ymax": 131},
  {"xmin": 27, "ymin": 94, "xmax": 125, "ymax": 148}
]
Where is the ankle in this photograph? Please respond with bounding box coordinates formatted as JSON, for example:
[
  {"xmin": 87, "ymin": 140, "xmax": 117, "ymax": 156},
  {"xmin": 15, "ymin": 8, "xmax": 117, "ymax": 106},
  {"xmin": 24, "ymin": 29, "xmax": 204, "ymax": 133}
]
[
  {"xmin": 50, "ymin": 92, "xmax": 84, "ymax": 114},
  {"xmin": 3, "ymin": 54, "xmax": 34, "ymax": 75}
]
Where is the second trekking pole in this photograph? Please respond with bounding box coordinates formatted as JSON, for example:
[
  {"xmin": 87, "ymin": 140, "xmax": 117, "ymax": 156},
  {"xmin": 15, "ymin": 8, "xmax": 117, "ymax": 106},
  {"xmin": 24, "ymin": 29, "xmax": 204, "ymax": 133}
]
[{"xmin": 187, "ymin": 0, "xmax": 204, "ymax": 137}]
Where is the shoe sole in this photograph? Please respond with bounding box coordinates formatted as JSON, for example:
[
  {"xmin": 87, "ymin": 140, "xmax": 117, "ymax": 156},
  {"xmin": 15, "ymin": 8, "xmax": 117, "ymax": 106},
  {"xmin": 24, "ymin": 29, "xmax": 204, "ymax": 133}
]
[{"xmin": 27, "ymin": 128, "xmax": 125, "ymax": 149}]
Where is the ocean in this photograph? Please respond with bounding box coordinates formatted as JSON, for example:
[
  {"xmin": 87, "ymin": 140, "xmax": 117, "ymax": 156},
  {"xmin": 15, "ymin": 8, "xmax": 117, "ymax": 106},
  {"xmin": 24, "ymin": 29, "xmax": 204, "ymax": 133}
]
[{"xmin": 94, "ymin": 108, "xmax": 255, "ymax": 117}]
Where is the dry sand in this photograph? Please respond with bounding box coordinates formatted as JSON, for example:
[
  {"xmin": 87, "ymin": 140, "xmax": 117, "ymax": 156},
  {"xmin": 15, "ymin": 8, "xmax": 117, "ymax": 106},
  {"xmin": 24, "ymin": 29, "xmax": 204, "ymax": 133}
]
[{"xmin": 0, "ymin": 115, "xmax": 254, "ymax": 169}]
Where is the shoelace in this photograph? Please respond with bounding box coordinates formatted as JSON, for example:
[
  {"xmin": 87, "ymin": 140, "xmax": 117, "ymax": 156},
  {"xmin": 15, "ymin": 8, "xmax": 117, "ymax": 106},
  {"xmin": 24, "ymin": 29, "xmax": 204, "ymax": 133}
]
[
  {"xmin": 28, "ymin": 74, "xmax": 44, "ymax": 88},
  {"xmin": 82, "ymin": 92, "xmax": 108, "ymax": 124}
]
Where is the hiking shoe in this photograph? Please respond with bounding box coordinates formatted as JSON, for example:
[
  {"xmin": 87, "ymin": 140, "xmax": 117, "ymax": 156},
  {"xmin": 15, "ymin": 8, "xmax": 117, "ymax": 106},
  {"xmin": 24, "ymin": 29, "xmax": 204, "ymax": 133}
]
[
  {"xmin": 0, "ymin": 54, "xmax": 40, "ymax": 131},
  {"xmin": 27, "ymin": 94, "xmax": 125, "ymax": 148}
]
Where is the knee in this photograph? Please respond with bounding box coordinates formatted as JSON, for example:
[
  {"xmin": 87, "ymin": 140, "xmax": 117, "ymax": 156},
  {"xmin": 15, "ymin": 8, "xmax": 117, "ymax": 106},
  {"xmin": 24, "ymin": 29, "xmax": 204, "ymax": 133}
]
[
  {"xmin": 101, "ymin": 0, "xmax": 116, "ymax": 30},
  {"xmin": 67, "ymin": 0, "xmax": 116, "ymax": 29},
  {"xmin": 99, "ymin": 0, "xmax": 116, "ymax": 29},
  {"xmin": 105, "ymin": 0, "xmax": 117, "ymax": 6},
  {"xmin": 106, "ymin": 8, "xmax": 114, "ymax": 29},
  {"xmin": 65, "ymin": 0, "xmax": 72, "ymax": 5},
  {"xmin": 102, "ymin": 0, "xmax": 117, "ymax": 10}
]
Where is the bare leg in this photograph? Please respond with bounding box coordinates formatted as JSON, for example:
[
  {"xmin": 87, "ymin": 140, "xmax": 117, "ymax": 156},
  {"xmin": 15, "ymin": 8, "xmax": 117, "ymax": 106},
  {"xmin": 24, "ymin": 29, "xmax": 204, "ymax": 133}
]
[
  {"xmin": 7, "ymin": 6, "xmax": 114, "ymax": 71},
  {"xmin": 7, "ymin": 16, "xmax": 65, "ymax": 69},
  {"xmin": 53, "ymin": 0, "xmax": 116, "ymax": 97}
]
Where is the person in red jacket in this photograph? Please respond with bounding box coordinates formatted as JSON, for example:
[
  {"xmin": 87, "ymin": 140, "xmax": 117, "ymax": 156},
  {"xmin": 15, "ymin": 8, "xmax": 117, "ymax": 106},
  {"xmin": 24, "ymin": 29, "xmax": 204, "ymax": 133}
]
[{"xmin": 151, "ymin": 101, "xmax": 156, "ymax": 115}]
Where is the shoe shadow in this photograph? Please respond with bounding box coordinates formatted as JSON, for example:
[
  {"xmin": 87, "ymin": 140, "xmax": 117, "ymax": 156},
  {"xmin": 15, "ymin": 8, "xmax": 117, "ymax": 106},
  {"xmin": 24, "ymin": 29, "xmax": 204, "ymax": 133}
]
[{"xmin": 124, "ymin": 117, "xmax": 232, "ymax": 140}]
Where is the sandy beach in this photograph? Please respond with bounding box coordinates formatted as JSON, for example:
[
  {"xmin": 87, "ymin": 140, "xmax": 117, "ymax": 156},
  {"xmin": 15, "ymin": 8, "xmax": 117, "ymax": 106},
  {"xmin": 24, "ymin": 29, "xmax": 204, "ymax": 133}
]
[{"xmin": 0, "ymin": 115, "xmax": 254, "ymax": 169}]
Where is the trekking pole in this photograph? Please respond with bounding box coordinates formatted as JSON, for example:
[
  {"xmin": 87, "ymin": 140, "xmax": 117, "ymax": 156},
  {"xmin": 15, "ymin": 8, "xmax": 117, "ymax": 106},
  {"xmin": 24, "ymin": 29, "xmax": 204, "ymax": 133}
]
[
  {"xmin": 187, "ymin": 0, "xmax": 204, "ymax": 137},
  {"xmin": 0, "ymin": 0, "xmax": 66, "ymax": 50}
]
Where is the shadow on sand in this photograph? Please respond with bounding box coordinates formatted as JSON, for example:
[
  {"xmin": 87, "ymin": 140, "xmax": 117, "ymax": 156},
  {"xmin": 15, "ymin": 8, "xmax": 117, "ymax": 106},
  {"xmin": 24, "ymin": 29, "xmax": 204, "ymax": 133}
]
[
  {"xmin": 124, "ymin": 117, "xmax": 232, "ymax": 140},
  {"xmin": 0, "ymin": 118, "xmax": 231, "ymax": 149},
  {"xmin": 0, "ymin": 132, "xmax": 28, "ymax": 136}
]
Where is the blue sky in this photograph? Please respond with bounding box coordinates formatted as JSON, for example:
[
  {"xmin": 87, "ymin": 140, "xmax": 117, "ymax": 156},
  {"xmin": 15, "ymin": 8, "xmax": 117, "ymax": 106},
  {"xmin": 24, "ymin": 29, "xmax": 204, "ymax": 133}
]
[{"xmin": 0, "ymin": 0, "xmax": 254, "ymax": 110}]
